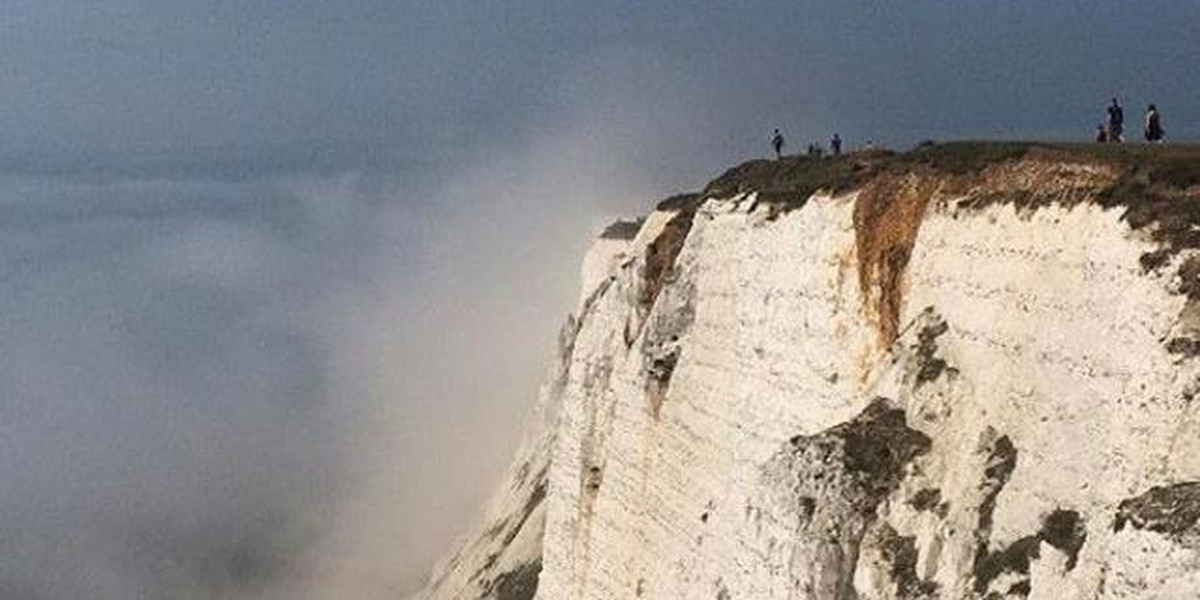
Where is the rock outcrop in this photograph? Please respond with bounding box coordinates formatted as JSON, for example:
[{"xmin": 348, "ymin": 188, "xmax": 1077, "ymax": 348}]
[{"xmin": 414, "ymin": 143, "xmax": 1200, "ymax": 599}]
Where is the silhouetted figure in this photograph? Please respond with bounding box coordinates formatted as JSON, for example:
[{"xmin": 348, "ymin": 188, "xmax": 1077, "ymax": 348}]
[
  {"xmin": 1107, "ymin": 98, "xmax": 1125, "ymax": 143},
  {"xmin": 831, "ymin": 134, "xmax": 842, "ymax": 156},
  {"xmin": 1144, "ymin": 104, "xmax": 1165, "ymax": 143},
  {"xmin": 771, "ymin": 129, "xmax": 785, "ymax": 159},
  {"xmin": 1095, "ymin": 124, "xmax": 1109, "ymax": 143}
]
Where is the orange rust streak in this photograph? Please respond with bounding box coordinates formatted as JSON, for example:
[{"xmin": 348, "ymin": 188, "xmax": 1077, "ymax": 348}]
[{"xmin": 853, "ymin": 173, "xmax": 942, "ymax": 346}]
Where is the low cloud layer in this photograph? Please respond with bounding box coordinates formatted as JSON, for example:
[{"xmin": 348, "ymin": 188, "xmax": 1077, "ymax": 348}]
[{"xmin": 0, "ymin": 55, "xmax": 715, "ymax": 599}]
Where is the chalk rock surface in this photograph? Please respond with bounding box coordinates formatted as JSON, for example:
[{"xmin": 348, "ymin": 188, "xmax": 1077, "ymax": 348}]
[{"xmin": 414, "ymin": 143, "xmax": 1200, "ymax": 599}]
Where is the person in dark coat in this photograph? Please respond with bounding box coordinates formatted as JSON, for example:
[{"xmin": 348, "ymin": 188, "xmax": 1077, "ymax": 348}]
[
  {"xmin": 830, "ymin": 133, "xmax": 843, "ymax": 156},
  {"xmin": 771, "ymin": 129, "xmax": 785, "ymax": 159},
  {"xmin": 1107, "ymin": 98, "xmax": 1125, "ymax": 143},
  {"xmin": 1144, "ymin": 104, "xmax": 1165, "ymax": 143}
]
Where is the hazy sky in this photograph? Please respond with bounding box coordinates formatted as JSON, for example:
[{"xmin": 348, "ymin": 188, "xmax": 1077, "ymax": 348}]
[{"xmin": 3, "ymin": 1, "xmax": 1199, "ymax": 598}]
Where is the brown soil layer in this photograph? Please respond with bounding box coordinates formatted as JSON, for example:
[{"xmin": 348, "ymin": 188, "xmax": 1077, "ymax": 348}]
[
  {"xmin": 639, "ymin": 210, "xmax": 694, "ymax": 315},
  {"xmin": 854, "ymin": 173, "xmax": 943, "ymax": 345}
]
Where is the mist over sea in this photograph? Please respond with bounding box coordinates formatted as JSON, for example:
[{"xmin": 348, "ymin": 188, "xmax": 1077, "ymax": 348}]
[{"xmin": 4, "ymin": 1, "xmax": 1198, "ymax": 598}]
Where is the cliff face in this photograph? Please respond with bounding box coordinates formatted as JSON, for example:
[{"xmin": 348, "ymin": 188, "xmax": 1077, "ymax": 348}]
[{"xmin": 415, "ymin": 143, "xmax": 1200, "ymax": 600}]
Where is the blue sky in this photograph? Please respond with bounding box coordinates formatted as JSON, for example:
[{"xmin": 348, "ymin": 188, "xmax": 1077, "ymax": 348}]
[{"xmin": 2, "ymin": 2, "xmax": 1198, "ymax": 598}]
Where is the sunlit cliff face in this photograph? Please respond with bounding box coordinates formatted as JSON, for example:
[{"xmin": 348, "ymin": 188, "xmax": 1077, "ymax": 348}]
[{"xmin": 415, "ymin": 144, "xmax": 1200, "ymax": 600}]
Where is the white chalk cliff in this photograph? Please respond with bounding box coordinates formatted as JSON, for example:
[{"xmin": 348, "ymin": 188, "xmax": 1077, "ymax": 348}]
[{"xmin": 413, "ymin": 143, "xmax": 1200, "ymax": 599}]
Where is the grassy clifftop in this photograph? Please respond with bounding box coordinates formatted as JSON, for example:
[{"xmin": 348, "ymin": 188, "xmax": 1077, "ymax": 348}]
[{"xmin": 683, "ymin": 142, "xmax": 1200, "ymax": 209}]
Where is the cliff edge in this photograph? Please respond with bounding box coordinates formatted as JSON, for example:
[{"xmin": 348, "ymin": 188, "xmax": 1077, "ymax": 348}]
[{"xmin": 414, "ymin": 142, "xmax": 1200, "ymax": 600}]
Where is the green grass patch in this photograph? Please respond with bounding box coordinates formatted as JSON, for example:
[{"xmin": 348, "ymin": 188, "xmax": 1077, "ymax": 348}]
[
  {"xmin": 699, "ymin": 142, "xmax": 1200, "ymax": 209},
  {"xmin": 702, "ymin": 151, "xmax": 892, "ymax": 208},
  {"xmin": 894, "ymin": 141, "xmax": 1039, "ymax": 175}
]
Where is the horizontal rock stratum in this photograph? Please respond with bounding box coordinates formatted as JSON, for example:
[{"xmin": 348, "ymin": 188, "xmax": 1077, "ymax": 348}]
[{"xmin": 413, "ymin": 142, "xmax": 1200, "ymax": 600}]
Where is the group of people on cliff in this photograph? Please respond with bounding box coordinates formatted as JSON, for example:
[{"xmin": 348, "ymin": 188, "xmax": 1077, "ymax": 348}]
[
  {"xmin": 1095, "ymin": 97, "xmax": 1165, "ymax": 143},
  {"xmin": 770, "ymin": 97, "xmax": 1169, "ymax": 160},
  {"xmin": 771, "ymin": 129, "xmax": 849, "ymax": 160}
]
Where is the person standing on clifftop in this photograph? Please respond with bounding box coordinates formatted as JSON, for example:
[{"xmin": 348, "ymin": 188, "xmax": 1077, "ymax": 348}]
[
  {"xmin": 1095, "ymin": 124, "xmax": 1109, "ymax": 143},
  {"xmin": 771, "ymin": 129, "xmax": 785, "ymax": 159},
  {"xmin": 1145, "ymin": 104, "xmax": 1165, "ymax": 143},
  {"xmin": 831, "ymin": 133, "xmax": 843, "ymax": 156},
  {"xmin": 1107, "ymin": 98, "xmax": 1125, "ymax": 143}
]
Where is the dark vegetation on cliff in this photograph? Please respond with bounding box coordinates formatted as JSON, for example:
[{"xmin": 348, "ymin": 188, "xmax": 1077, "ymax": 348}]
[
  {"xmin": 681, "ymin": 142, "xmax": 1200, "ymax": 211},
  {"xmin": 774, "ymin": 398, "xmax": 934, "ymax": 597},
  {"xmin": 1114, "ymin": 482, "xmax": 1200, "ymax": 537}
]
